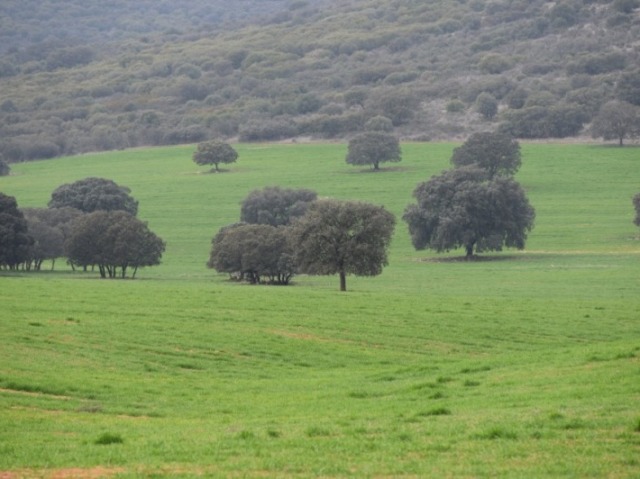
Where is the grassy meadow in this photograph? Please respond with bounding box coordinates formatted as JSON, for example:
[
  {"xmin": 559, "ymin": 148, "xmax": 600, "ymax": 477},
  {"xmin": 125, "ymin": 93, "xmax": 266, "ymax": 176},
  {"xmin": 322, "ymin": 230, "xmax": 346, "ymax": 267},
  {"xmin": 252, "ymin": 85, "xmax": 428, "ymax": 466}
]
[{"xmin": 0, "ymin": 142, "xmax": 639, "ymax": 478}]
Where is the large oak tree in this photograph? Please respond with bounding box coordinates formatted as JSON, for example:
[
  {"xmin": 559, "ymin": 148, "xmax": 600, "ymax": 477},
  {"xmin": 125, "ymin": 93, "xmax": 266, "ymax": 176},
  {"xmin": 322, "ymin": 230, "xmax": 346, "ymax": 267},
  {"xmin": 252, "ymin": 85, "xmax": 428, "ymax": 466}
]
[
  {"xmin": 450, "ymin": 132, "xmax": 521, "ymax": 178},
  {"xmin": 291, "ymin": 199, "xmax": 395, "ymax": 291},
  {"xmin": 345, "ymin": 132, "xmax": 401, "ymax": 171},
  {"xmin": 48, "ymin": 177, "xmax": 138, "ymax": 215},
  {"xmin": 403, "ymin": 166, "xmax": 535, "ymax": 258},
  {"xmin": 192, "ymin": 140, "xmax": 238, "ymax": 172}
]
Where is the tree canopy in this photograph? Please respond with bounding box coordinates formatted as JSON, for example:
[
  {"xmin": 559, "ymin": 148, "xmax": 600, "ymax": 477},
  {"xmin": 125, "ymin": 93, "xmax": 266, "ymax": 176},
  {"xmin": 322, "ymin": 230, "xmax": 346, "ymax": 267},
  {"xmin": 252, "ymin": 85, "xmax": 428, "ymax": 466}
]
[
  {"xmin": 21, "ymin": 207, "xmax": 83, "ymax": 270},
  {"xmin": 345, "ymin": 132, "xmax": 401, "ymax": 170},
  {"xmin": 0, "ymin": 157, "xmax": 9, "ymax": 176},
  {"xmin": 65, "ymin": 211, "xmax": 165, "ymax": 278},
  {"xmin": 450, "ymin": 132, "xmax": 521, "ymax": 178},
  {"xmin": 403, "ymin": 166, "xmax": 535, "ymax": 258},
  {"xmin": 590, "ymin": 100, "xmax": 639, "ymax": 146},
  {"xmin": 192, "ymin": 140, "xmax": 238, "ymax": 172},
  {"xmin": 207, "ymin": 223, "xmax": 295, "ymax": 285},
  {"xmin": 240, "ymin": 186, "xmax": 317, "ymax": 226},
  {"xmin": 291, "ymin": 199, "xmax": 395, "ymax": 291},
  {"xmin": 0, "ymin": 193, "xmax": 33, "ymax": 270},
  {"xmin": 48, "ymin": 177, "xmax": 139, "ymax": 215}
]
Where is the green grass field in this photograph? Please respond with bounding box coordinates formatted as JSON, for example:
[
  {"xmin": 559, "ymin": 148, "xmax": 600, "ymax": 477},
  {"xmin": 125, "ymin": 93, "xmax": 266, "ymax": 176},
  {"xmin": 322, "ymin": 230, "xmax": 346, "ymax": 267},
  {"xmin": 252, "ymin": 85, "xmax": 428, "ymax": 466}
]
[{"xmin": 1, "ymin": 142, "xmax": 639, "ymax": 478}]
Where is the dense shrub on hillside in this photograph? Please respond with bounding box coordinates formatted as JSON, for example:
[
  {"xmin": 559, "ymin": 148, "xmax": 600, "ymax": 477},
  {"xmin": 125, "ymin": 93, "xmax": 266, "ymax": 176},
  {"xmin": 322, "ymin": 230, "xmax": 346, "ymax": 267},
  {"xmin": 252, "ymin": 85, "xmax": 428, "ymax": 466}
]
[
  {"xmin": 567, "ymin": 52, "xmax": 626, "ymax": 75},
  {"xmin": 239, "ymin": 118, "xmax": 298, "ymax": 142},
  {"xmin": 500, "ymin": 104, "xmax": 588, "ymax": 138},
  {"xmin": 479, "ymin": 54, "xmax": 513, "ymax": 74},
  {"xmin": 616, "ymin": 69, "xmax": 640, "ymax": 106},
  {"xmin": 475, "ymin": 93, "xmax": 498, "ymax": 120}
]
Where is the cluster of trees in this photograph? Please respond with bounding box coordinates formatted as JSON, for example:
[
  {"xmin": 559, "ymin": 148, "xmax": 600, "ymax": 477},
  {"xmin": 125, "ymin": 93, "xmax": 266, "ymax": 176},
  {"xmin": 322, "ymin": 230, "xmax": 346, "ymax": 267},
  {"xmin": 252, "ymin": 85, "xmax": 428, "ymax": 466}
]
[
  {"xmin": 403, "ymin": 132, "xmax": 536, "ymax": 259},
  {"xmin": 207, "ymin": 186, "xmax": 395, "ymax": 291},
  {"xmin": 0, "ymin": 178, "xmax": 165, "ymax": 277}
]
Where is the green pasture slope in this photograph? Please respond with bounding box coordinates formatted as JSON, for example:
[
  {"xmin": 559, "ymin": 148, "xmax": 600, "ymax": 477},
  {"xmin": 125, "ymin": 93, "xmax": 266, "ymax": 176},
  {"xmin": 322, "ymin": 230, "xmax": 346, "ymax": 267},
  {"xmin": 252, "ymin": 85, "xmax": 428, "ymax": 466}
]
[{"xmin": 1, "ymin": 142, "xmax": 639, "ymax": 478}]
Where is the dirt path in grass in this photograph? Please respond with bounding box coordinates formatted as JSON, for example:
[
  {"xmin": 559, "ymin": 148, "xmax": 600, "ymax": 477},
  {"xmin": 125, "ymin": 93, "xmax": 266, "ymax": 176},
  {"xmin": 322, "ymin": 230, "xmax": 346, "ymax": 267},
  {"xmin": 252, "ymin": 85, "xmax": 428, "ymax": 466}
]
[{"xmin": 0, "ymin": 468, "xmax": 124, "ymax": 479}]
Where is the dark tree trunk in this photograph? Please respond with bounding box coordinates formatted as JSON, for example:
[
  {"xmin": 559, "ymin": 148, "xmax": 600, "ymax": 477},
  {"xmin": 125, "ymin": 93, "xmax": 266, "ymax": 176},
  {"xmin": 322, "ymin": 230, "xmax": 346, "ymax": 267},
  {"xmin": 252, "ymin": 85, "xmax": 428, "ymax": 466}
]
[
  {"xmin": 339, "ymin": 271, "xmax": 347, "ymax": 292},
  {"xmin": 619, "ymin": 136, "xmax": 624, "ymax": 147},
  {"xmin": 465, "ymin": 244, "xmax": 474, "ymax": 259}
]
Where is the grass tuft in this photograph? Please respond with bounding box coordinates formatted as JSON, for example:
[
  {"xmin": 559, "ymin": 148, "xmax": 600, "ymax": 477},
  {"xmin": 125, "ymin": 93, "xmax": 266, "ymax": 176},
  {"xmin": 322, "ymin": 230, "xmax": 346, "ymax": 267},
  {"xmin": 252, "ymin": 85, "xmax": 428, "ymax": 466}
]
[
  {"xmin": 418, "ymin": 407, "xmax": 452, "ymax": 417},
  {"xmin": 306, "ymin": 426, "xmax": 331, "ymax": 437},
  {"xmin": 238, "ymin": 430, "xmax": 255, "ymax": 440},
  {"xmin": 477, "ymin": 426, "xmax": 518, "ymax": 440},
  {"xmin": 94, "ymin": 432, "xmax": 124, "ymax": 445}
]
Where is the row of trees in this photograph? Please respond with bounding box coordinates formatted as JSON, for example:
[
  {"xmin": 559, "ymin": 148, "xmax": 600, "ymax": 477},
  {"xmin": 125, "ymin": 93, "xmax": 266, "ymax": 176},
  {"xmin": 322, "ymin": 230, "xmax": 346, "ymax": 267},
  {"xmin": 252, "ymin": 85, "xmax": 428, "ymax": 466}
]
[
  {"xmin": 0, "ymin": 178, "xmax": 165, "ymax": 277},
  {"xmin": 191, "ymin": 131, "xmax": 403, "ymax": 176},
  {"xmin": 5, "ymin": 133, "xmax": 639, "ymax": 287}
]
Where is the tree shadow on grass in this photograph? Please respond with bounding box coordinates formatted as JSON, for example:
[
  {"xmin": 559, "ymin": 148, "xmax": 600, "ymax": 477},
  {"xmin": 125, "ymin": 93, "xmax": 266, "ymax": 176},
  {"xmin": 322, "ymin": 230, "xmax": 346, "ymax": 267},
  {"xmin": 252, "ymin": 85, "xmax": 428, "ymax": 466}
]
[
  {"xmin": 343, "ymin": 165, "xmax": 413, "ymax": 174},
  {"xmin": 587, "ymin": 143, "xmax": 640, "ymax": 149},
  {"xmin": 420, "ymin": 254, "xmax": 529, "ymax": 263}
]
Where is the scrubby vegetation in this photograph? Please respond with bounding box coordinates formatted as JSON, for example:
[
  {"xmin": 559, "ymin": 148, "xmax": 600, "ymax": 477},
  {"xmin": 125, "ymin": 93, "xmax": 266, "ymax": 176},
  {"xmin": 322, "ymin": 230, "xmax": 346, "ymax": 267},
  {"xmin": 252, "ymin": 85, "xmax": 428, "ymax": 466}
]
[{"xmin": 1, "ymin": 0, "xmax": 640, "ymax": 161}]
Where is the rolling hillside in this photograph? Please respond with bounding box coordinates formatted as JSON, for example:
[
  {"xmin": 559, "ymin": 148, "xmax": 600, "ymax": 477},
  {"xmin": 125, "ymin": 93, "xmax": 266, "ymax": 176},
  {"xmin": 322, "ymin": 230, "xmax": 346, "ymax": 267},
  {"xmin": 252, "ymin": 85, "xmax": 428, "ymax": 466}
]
[{"xmin": 1, "ymin": 0, "xmax": 639, "ymax": 161}]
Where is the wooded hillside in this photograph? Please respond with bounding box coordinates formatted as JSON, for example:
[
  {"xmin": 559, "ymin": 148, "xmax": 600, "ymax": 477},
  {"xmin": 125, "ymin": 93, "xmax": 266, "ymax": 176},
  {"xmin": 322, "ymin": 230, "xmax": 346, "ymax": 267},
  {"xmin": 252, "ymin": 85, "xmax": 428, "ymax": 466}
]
[{"xmin": 1, "ymin": 0, "xmax": 639, "ymax": 160}]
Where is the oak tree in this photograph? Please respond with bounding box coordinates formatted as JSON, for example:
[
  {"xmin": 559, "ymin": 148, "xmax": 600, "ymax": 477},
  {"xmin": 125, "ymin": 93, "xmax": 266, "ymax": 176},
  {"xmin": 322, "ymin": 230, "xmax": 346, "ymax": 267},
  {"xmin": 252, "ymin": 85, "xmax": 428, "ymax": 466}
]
[
  {"xmin": 66, "ymin": 211, "xmax": 165, "ymax": 278},
  {"xmin": 345, "ymin": 132, "xmax": 401, "ymax": 171},
  {"xmin": 590, "ymin": 100, "xmax": 639, "ymax": 146},
  {"xmin": 240, "ymin": 186, "xmax": 317, "ymax": 226},
  {"xmin": 0, "ymin": 157, "xmax": 9, "ymax": 176},
  {"xmin": 291, "ymin": 199, "xmax": 395, "ymax": 291},
  {"xmin": 403, "ymin": 166, "xmax": 535, "ymax": 258},
  {"xmin": 21, "ymin": 207, "xmax": 83, "ymax": 270},
  {"xmin": 450, "ymin": 132, "xmax": 521, "ymax": 178},
  {"xmin": 0, "ymin": 193, "xmax": 33, "ymax": 269},
  {"xmin": 192, "ymin": 140, "xmax": 238, "ymax": 172},
  {"xmin": 48, "ymin": 177, "xmax": 138, "ymax": 215},
  {"xmin": 207, "ymin": 223, "xmax": 295, "ymax": 285}
]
